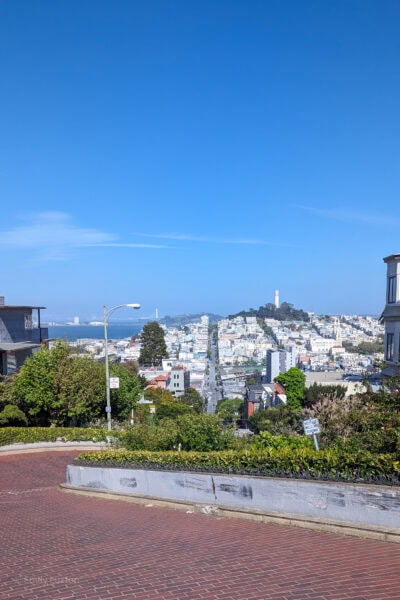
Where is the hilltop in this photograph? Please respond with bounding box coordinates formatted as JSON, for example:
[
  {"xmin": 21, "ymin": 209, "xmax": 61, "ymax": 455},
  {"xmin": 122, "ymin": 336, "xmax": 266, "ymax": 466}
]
[{"xmin": 228, "ymin": 302, "xmax": 309, "ymax": 322}]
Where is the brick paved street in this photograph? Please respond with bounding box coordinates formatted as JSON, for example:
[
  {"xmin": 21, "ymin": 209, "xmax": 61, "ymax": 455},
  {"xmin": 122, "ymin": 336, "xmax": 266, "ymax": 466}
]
[{"xmin": 1, "ymin": 451, "xmax": 399, "ymax": 600}]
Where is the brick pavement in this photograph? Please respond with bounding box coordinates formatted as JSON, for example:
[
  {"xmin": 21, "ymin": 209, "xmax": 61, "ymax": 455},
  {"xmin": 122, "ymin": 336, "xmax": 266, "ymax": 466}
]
[{"xmin": 0, "ymin": 451, "xmax": 399, "ymax": 600}]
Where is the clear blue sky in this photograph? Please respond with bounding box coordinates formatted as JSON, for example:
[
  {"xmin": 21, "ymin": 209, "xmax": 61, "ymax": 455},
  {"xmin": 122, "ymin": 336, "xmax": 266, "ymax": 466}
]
[{"xmin": 1, "ymin": 0, "xmax": 399, "ymax": 321}]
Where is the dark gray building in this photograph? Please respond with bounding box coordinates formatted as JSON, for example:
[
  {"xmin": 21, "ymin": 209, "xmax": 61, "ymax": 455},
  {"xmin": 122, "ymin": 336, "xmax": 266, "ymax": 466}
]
[{"xmin": 0, "ymin": 296, "xmax": 48, "ymax": 375}]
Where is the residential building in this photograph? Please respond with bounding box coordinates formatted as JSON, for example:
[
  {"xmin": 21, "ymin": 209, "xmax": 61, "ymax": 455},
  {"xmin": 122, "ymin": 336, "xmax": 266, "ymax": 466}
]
[
  {"xmin": 266, "ymin": 349, "xmax": 280, "ymax": 382},
  {"xmin": 266, "ymin": 346, "xmax": 297, "ymax": 383},
  {"xmin": 381, "ymin": 254, "xmax": 400, "ymax": 375},
  {"xmin": 242, "ymin": 382, "xmax": 287, "ymax": 426},
  {"xmin": 280, "ymin": 345, "xmax": 297, "ymax": 372},
  {"xmin": 166, "ymin": 365, "xmax": 190, "ymax": 397},
  {"xmin": 0, "ymin": 296, "xmax": 48, "ymax": 375}
]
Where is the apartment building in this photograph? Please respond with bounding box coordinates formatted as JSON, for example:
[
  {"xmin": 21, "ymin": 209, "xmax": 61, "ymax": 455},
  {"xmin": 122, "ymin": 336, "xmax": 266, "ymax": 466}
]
[
  {"xmin": 266, "ymin": 346, "xmax": 297, "ymax": 382},
  {"xmin": 381, "ymin": 254, "xmax": 400, "ymax": 375},
  {"xmin": 0, "ymin": 296, "xmax": 48, "ymax": 375}
]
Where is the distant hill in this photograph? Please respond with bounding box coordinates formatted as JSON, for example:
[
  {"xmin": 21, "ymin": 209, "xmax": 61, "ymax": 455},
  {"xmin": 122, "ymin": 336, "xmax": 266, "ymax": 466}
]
[
  {"xmin": 160, "ymin": 313, "xmax": 223, "ymax": 326},
  {"xmin": 229, "ymin": 302, "xmax": 309, "ymax": 322}
]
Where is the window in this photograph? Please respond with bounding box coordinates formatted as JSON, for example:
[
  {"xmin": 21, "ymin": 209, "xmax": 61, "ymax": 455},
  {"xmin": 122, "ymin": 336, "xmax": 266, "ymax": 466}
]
[
  {"xmin": 388, "ymin": 276, "xmax": 397, "ymax": 304},
  {"xmin": 386, "ymin": 333, "xmax": 394, "ymax": 361},
  {"xmin": 24, "ymin": 315, "xmax": 32, "ymax": 330}
]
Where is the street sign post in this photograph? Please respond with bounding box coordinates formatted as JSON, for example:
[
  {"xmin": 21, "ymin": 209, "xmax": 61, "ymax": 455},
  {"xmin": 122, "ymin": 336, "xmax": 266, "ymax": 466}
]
[{"xmin": 303, "ymin": 418, "xmax": 320, "ymax": 450}]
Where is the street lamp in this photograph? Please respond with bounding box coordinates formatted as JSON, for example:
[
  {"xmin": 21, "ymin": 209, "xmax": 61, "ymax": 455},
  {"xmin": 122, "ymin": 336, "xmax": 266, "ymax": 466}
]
[{"xmin": 103, "ymin": 303, "xmax": 141, "ymax": 430}]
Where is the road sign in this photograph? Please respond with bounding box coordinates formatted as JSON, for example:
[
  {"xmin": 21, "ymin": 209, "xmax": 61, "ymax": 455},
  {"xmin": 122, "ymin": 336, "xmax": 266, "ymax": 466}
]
[
  {"xmin": 303, "ymin": 418, "xmax": 320, "ymax": 435},
  {"xmin": 109, "ymin": 377, "xmax": 120, "ymax": 389}
]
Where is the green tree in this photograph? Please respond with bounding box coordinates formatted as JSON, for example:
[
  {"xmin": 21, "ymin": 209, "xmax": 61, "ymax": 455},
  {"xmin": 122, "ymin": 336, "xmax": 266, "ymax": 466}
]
[
  {"xmin": 342, "ymin": 340, "xmax": 384, "ymax": 355},
  {"xmin": 248, "ymin": 405, "xmax": 304, "ymax": 435},
  {"xmin": 216, "ymin": 398, "xmax": 243, "ymax": 424},
  {"xmin": 176, "ymin": 413, "xmax": 234, "ymax": 451},
  {"xmin": 275, "ymin": 367, "xmax": 306, "ymax": 409},
  {"xmin": 179, "ymin": 387, "xmax": 204, "ymax": 414},
  {"xmin": 109, "ymin": 363, "xmax": 143, "ymax": 420},
  {"xmin": 138, "ymin": 321, "xmax": 168, "ymax": 366},
  {"xmin": 304, "ymin": 383, "xmax": 347, "ymax": 407},
  {"xmin": 12, "ymin": 341, "xmax": 105, "ymax": 426},
  {"xmin": 144, "ymin": 387, "xmax": 174, "ymax": 403},
  {"xmin": 156, "ymin": 399, "xmax": 194, "ymax": 420},
  {"xmin": 0, "ymin": 376, "xmax": 15, "ymax": 409}
]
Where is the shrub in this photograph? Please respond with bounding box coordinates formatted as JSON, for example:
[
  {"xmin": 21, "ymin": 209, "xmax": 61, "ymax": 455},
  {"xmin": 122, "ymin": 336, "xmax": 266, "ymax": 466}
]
[
  {"xmin": 253, "ymin": 431, "xmax": 313, "ymax": 451},
  {"xmin": 0, "ymin": 427, "xmax": 115, "ymax": 447},
  {"xmin": 155, "ymin": 399, "xmax": 194, "ymax": 420},
  {"xmin": 0, "ymin": 405, "xmax": 28, "ymax": 426},
  {"xmin": 75, "ymin": 447, "xmax": 400, "ymax": 485},
  {"xmin": 117, "ymin": 414, "xmax": 235, "ymax": 452},
  {"xmin": 248, "ymin": 405, "xmax": 303, "ymax": 436},
  {"xmin": 176, "ymin": 413, "xmax": 235, "ymax": 451},
  {"xmin": 334, "ymin": 430, "xmax": 400, "ymax": 456},
  {"xmin": 302, "ymin": 394, "xmax": 364, "ymax": 446},
  {"xmin": 121, "ymin": 420, "xmax": 179, "ymax": 451}
]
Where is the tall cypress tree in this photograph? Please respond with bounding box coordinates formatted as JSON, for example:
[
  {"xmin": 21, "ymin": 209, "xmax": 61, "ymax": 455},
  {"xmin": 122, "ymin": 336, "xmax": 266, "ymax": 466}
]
[{"xmin": 138, "ymin": 321, "xmax": 168, "ymax": 366}]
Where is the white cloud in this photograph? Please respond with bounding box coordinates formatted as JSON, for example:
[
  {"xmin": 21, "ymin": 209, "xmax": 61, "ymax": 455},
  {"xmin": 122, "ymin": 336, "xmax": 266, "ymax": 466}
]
[
  {"xmin": 296, "ymin": 205, "xmax": 399, "ymax": 226},
  {"xmin": 133, "ymin": 232, "xmax": 292, "ymax": 246},
  {"xmin": 87, "ymin": 243, "xmax": 169, "ymax": 248},
  {"xmin": 0, "ymin": 213, "xmax": 169, "ymax": 259}
]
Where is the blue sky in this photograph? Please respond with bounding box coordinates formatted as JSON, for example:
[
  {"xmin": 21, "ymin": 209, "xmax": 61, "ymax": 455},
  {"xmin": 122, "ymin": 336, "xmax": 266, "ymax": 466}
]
[{"xmin": 1, "ymin": 0, "xmax": 399, "ymax": 321}]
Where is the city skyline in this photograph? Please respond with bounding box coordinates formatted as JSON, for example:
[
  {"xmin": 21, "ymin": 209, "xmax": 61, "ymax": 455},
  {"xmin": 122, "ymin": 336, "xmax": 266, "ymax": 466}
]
[{"xmin": 1, "ymin": 1, "xmax": 399, "ymax": 320}]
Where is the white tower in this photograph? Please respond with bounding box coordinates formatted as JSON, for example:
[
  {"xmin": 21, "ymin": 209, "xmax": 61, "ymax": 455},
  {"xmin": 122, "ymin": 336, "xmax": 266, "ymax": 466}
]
[
  {"xmin": 155, "ymin": 308, "xmax": 159, "ymax": 320},
  {"xmin": 274, "ymin": 290, "xmax": 280, "ymax": 309},
  {"xmin": 334, "ymin": 317, "xmax": 341, "ymax": 340}
]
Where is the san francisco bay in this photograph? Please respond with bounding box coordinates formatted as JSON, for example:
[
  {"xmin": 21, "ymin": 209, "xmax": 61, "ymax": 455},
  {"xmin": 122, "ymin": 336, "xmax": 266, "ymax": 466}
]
[{"xmin": 48, "ymin": 323, "xmax": 143, "ymax": 342}]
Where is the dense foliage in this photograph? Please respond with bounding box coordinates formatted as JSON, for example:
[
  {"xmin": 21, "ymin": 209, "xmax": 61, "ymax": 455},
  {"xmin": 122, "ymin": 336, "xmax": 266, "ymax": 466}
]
[
  {"xmin": 75, "ymin": 447, "xmax": 400, "ymax": 485},
  {"xmin": 229, "ymin": 301, "xmax": 309, "ymax": 322},
  {"xmin": 342, "ymin": 340, "xmax": 384, "ymax": 355},
  {"xmin": 0, "ymin": 427, "xmax": 115, "ymax": 446},
  {"xmin": 121, "ymin": 413, "xmax": 235, "ymax": 452},
  {"xmin": 178, "ymin": 387, "xmax": 205, "ymax": 414},
  {"xmin": 0, "ymin": 405, "xmax": 28, "ymax": 426},
  {"xmin": 216, "ymin": 398, "xmax": 243, "ymax": 424},
  {"xmin": 274, "ymin": 368, "xmax": 306, "ymax": 409},
  {"xmin": 253, "ymin": 431, "xmax": 313, "ymax": 450},
  {"xmin": 248, "ymin": 404, "xmax": 304, "ymax": 435},
  {"xmin": 0, "ymin": 341, "xmax": 143, "ymax": 427},
  {"xmin": 304, "ymin": 383, "xmax": 347, "ymax": 407},
  {"xmin": 251, "ymin": 386, "xmax": 400, "ymax": 456}
]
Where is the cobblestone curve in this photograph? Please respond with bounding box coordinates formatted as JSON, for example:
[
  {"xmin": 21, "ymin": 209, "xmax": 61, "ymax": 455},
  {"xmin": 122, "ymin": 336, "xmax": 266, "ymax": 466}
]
[{"xmin": 1, "ymin": 451, "xmax": 399, "ymax": 600}]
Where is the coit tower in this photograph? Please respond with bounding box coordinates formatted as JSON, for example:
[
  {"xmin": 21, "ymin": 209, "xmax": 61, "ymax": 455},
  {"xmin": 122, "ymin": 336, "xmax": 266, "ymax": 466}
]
[{"xmin": 274, "ymin": 289, "xmax": 280, "ymax": 309}]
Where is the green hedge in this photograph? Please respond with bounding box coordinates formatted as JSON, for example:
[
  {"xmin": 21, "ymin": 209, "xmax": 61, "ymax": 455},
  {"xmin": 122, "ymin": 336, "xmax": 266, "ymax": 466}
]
[
  {"xmin": 75, "ymin": 447, "xmax": 400, "ymax": 486},
  {"xmin": 0, "ymin": 427, "xmax": 119, "ymax": 446}
]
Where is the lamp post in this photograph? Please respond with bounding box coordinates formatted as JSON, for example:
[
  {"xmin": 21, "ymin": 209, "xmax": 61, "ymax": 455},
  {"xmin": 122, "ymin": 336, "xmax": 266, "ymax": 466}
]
[{"xmin": 103, "ymin": 303, "xmax": 141, "ymax": 430}]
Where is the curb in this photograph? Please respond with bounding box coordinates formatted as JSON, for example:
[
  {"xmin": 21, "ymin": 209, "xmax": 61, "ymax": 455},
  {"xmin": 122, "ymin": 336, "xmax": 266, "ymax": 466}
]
[{"xmin": 0, "ymin": 443, "xmax": 107, "ymax": 456}]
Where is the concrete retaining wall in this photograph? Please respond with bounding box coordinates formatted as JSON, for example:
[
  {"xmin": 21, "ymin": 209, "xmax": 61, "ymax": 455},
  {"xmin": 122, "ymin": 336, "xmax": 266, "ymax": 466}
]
[{"xmin": 66, "ymin": 465, "xmax": 400, "ymax": 532}]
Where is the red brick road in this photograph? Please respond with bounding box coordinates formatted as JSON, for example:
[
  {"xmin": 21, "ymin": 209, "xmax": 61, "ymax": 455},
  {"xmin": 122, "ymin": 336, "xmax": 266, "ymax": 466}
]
[{"xmin": 0, "ymin": 451, "xmax": 399, "ymax": 600}]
